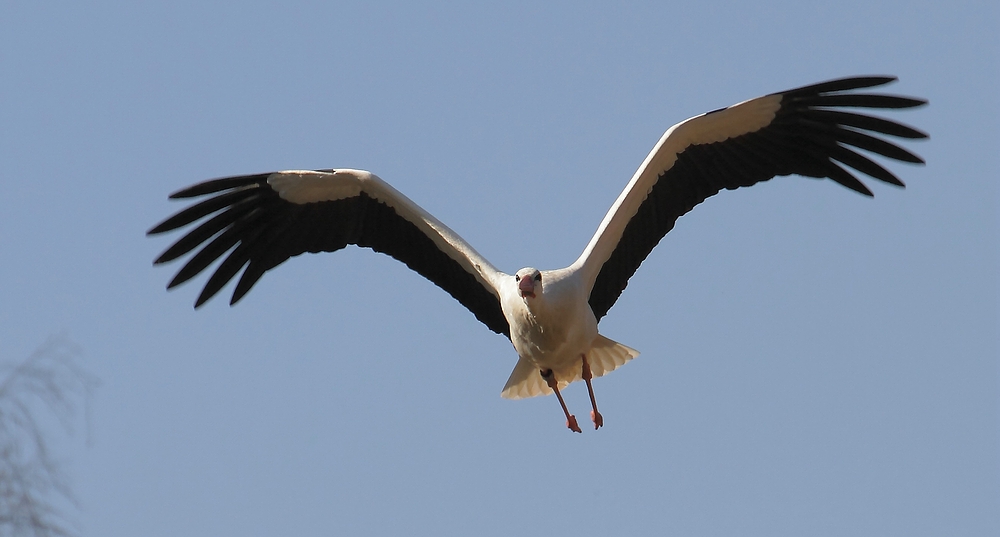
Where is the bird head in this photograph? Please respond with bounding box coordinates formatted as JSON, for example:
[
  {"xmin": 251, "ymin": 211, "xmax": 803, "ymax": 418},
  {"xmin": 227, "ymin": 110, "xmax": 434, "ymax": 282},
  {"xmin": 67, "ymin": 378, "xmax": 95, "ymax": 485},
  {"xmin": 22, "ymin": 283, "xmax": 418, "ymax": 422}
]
[{"xmin": 515, "ymin": 268, "xmax": 542, "ymax": 299}]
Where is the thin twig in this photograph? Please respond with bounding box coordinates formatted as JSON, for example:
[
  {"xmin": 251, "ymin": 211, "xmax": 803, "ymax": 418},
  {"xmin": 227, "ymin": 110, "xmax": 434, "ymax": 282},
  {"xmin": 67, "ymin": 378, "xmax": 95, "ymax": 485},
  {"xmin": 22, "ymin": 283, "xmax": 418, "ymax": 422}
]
[{"xmin": 0, "ymin": 337, "xmax": 97, "ymax": 537}]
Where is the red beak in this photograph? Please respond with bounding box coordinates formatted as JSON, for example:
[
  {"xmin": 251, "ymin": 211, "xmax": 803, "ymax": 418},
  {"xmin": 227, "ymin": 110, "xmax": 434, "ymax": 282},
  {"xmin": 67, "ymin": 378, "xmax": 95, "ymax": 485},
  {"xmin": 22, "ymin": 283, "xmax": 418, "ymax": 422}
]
[{"xmin": 518, "ymin": 276, "xmax": 535, "ymax": 298}]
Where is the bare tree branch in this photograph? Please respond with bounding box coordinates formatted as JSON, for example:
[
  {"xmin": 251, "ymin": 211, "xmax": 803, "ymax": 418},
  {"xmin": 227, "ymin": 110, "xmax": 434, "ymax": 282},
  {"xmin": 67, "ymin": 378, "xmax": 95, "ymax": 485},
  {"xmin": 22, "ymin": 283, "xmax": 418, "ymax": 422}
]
[{"xmin": 0, "ymin": 337, "xmax": 97, "ymax": 537}]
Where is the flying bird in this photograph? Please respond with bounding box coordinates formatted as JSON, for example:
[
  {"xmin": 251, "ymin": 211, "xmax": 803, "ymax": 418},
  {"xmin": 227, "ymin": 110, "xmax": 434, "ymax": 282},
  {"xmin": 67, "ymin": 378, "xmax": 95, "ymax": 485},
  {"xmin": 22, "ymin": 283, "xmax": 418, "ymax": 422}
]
[{"xmin": 149, "ymin": 76, "xmax": 927, "ymax": 433}]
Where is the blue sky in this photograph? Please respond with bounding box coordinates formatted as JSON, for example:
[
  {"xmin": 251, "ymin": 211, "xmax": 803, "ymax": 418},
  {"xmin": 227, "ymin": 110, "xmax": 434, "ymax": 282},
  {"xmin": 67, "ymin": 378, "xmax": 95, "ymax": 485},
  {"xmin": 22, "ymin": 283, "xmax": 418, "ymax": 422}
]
[{"xmin": 1, "ymin": 1, "xmax": 997, "ymax": 536}]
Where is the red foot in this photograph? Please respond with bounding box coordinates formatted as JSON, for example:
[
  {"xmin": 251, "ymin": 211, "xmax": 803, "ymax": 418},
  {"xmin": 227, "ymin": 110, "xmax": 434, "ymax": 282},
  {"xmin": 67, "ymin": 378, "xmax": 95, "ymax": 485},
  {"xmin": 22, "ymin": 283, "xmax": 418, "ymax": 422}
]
[
  {"xmin": 591, "ymin": 410, "xmax": 604, "ymax": 430},
  {"xmin": 567, "ymin": 415, "xmax": 582, "ymax": 433}
]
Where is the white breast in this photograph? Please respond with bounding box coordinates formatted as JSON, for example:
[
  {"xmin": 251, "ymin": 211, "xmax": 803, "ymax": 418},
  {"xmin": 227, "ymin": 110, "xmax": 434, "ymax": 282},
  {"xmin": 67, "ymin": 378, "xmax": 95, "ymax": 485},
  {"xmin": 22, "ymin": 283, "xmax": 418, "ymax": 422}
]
[{"xmin": 500, "ymin": 268, "xmax": 598, "ymax": 372}]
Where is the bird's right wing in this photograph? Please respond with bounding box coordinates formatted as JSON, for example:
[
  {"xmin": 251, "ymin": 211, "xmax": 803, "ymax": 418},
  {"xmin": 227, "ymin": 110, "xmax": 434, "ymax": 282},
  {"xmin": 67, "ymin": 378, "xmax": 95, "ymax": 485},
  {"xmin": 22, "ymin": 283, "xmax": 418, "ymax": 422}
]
[{"xmin": 148, "ymin": 169, "xmax": 511, "ymax": 337}]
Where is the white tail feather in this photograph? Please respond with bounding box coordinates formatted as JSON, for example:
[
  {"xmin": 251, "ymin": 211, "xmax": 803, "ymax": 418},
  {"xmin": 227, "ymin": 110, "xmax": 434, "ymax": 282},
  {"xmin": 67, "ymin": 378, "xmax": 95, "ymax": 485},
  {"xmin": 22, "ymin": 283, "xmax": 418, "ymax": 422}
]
[{"xmin": 500, "ymin": 335, "xmax": 640, "ymax": 399}]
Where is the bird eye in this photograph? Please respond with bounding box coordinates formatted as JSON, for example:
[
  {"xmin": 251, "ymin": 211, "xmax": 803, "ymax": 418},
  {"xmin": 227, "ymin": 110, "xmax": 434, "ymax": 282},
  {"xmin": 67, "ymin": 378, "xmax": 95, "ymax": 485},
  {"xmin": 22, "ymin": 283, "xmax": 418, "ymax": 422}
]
[
  {"xmin": 533, "ymin": 273, "xmax": 542, "ymax": 282},
  {"xmin": 514, "ymin": 275, "xmax": 520, "ymax": 282}
]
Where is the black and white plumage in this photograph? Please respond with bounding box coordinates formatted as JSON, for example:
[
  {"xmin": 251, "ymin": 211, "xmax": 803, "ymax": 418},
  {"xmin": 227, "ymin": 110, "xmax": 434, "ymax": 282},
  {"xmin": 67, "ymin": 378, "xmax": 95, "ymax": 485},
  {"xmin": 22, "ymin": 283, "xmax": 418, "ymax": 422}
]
[{"xmin": 149, "ymin": 76, "xmax": 926, "ymax": 432}]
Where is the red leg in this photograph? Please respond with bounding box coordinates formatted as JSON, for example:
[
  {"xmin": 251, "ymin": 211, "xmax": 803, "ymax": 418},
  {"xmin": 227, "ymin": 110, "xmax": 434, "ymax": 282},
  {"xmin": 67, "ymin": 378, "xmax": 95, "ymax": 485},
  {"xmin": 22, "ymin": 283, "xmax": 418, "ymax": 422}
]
[
  {"xmin": 542, "ymin": 369, "xmax": 581, "ymax": 433},
  {"xmin": 581, "ymin": 355, "xmax": 603, "ymax": 430}
]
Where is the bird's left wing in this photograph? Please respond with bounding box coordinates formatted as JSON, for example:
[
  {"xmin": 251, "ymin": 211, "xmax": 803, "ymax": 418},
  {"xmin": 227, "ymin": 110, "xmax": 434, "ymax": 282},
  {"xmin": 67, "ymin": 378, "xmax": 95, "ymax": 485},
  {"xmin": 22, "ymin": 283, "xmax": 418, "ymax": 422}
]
[
  {"xmin": 149, "ymin": 169, "xmax": 511, "ymax": 337},
  {"xmin": 575, "ymin": 76, "xmax": 928, "ymax": 321}
]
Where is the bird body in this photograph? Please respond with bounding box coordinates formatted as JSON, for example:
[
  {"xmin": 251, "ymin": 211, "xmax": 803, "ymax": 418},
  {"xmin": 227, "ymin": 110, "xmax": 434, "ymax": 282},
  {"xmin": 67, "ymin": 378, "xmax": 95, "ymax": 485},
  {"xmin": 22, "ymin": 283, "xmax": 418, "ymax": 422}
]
[
  {"xmin": 498, "ymin": 266, "xmax": 637, "ymax": 399},
  {"xmin": 150, "ymin": 76, "xmax": 926, "ymax": 431},
  {"xmin": 503, "ymin": 269, "xmax": 590, "ymax": 368}
]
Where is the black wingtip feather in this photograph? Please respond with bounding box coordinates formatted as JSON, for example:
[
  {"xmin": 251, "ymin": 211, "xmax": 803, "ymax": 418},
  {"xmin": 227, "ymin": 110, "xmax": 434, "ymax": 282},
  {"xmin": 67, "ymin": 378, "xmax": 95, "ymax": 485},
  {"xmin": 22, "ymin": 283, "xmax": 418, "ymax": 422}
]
[
  {"xmin": 779, "ymin": 76, "xmax": 897, "ymax": 98},
  {"xmin": 794, "ymin": 93, "xmax": 928, "ymax": 110},
  {"xmin": 825, "ymin": 161, "xmax": 875, "ymax": 197},
  {"xmin": 168, "ymin": 174, "xmax": 272, "ymax": 199},
  {"xmin": 833, "ymin": 128, "xmax": 926, "ymax": 164},
  {"xmin": 828, "ymin": 144, "xmax": 907, "ymax": 187},
  {"xmin": 801, "ymin": 109, "xmax": 929, "ymax": 140}
]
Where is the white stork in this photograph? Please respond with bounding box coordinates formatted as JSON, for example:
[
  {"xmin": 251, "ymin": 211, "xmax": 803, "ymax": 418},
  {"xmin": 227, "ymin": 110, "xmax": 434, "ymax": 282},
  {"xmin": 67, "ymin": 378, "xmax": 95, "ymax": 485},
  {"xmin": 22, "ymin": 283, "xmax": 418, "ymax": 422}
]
[{"xmin": 150, "ymin": 76, "xmax": 926, "ymax": 433}]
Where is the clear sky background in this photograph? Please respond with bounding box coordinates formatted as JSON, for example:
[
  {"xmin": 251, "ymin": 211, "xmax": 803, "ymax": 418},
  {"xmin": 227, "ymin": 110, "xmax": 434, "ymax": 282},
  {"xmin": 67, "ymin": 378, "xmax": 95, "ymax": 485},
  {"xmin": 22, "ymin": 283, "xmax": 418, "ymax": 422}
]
[{"xmin": 1, "ymin": 1, "xmax": 997, "ymax": 536}]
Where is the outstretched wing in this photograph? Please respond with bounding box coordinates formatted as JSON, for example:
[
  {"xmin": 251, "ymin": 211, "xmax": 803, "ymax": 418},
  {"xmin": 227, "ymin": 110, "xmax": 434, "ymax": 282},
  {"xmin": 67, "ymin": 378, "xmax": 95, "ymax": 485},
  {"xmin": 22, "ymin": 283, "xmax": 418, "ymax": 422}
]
[
  {"xmin": 576, "ymin": 76, "xmax": 928, "ymax": 321},
  {"xmin": 149, "ymin": 169, "xmax": 511, "ymax": 337}
]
